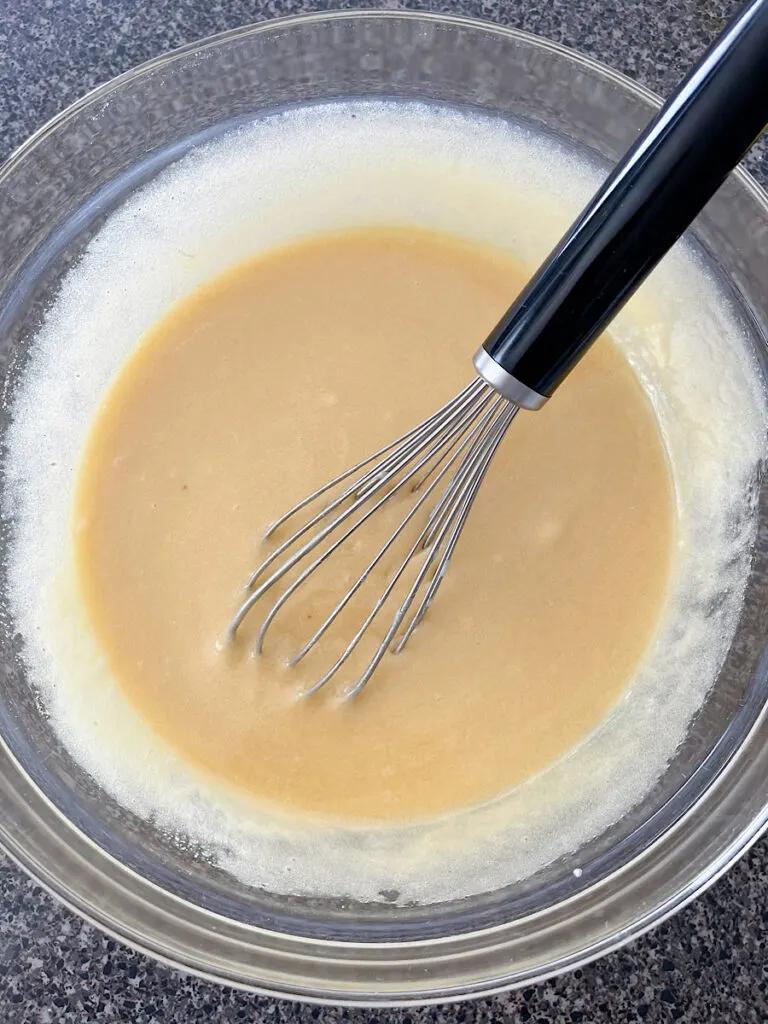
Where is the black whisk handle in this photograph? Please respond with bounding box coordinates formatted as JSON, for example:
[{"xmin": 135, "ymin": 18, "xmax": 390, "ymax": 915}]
[{"xmin": 476, "ymin": 0, "xmax": 768, "ymax": 410}]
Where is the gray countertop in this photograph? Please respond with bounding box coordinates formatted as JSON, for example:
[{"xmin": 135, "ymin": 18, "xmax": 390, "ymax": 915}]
[{"xmin": 0, "ymin": 0, "xmax": 767, "ymax": 1020}]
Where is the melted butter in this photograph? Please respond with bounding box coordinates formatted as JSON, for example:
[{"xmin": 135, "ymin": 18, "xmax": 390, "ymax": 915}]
[{"xmin": 73, "ymin": 226, "xmax": 674, "ymax": 823}]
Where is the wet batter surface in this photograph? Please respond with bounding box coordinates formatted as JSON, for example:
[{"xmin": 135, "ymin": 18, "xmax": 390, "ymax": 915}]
[{"xmin": 74, "ymin": 226, "xmax": 674, "ymax": 823}]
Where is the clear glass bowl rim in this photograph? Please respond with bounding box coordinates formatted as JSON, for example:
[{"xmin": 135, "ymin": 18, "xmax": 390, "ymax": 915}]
[{"xmin": 0, "ymin": 8, "xmax": 767, "ymax": 1006}]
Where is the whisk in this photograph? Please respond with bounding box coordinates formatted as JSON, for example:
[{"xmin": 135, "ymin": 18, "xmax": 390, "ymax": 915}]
[{"xmin": 229, "ymin": 0, "xmax": 768, "ymax": 696}]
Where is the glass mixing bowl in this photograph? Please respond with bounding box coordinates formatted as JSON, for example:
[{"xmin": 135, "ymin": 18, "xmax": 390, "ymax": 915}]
[{"xmin": 1, "ymin": 10, "xmax": 767, "ymax": 1006}]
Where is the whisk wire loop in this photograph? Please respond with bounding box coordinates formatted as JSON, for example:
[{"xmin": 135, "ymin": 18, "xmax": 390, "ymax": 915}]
[{"xmin": 229, "ymin": 379, "xmax": 517, "ymax": 695}]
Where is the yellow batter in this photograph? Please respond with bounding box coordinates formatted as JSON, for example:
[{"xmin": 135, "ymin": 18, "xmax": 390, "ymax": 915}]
[{"xmin": 73, "ymin": 226, "xmax": 674, "ymax": 823}]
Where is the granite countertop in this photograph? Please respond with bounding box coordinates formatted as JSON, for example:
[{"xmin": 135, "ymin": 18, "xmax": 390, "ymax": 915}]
[{"xmin": 0, "ymin": 0, "xmax": 766, "ymax": 1020}]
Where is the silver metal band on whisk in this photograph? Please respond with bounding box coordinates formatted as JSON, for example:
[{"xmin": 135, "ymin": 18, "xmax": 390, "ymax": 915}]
[{"xmin": 472, "ymin": 347, "xmax": 548, "ymax": 411}]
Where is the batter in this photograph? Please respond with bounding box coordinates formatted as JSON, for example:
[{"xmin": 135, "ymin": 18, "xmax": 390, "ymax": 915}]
[{"xmin": 73, "ymin": 225, "xmax": 674, "ymax": 823}]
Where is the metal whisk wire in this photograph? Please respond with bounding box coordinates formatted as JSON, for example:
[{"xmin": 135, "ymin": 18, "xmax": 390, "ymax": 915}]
[{"xmin": 228, "ymin": 379, "xmax": 518, "ymax": 695}]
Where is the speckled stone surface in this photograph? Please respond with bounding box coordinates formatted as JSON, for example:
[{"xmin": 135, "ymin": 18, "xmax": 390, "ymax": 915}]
[{"xmin": 0, "ymin": 0, "xmax": 767, "ymax": 1020}]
